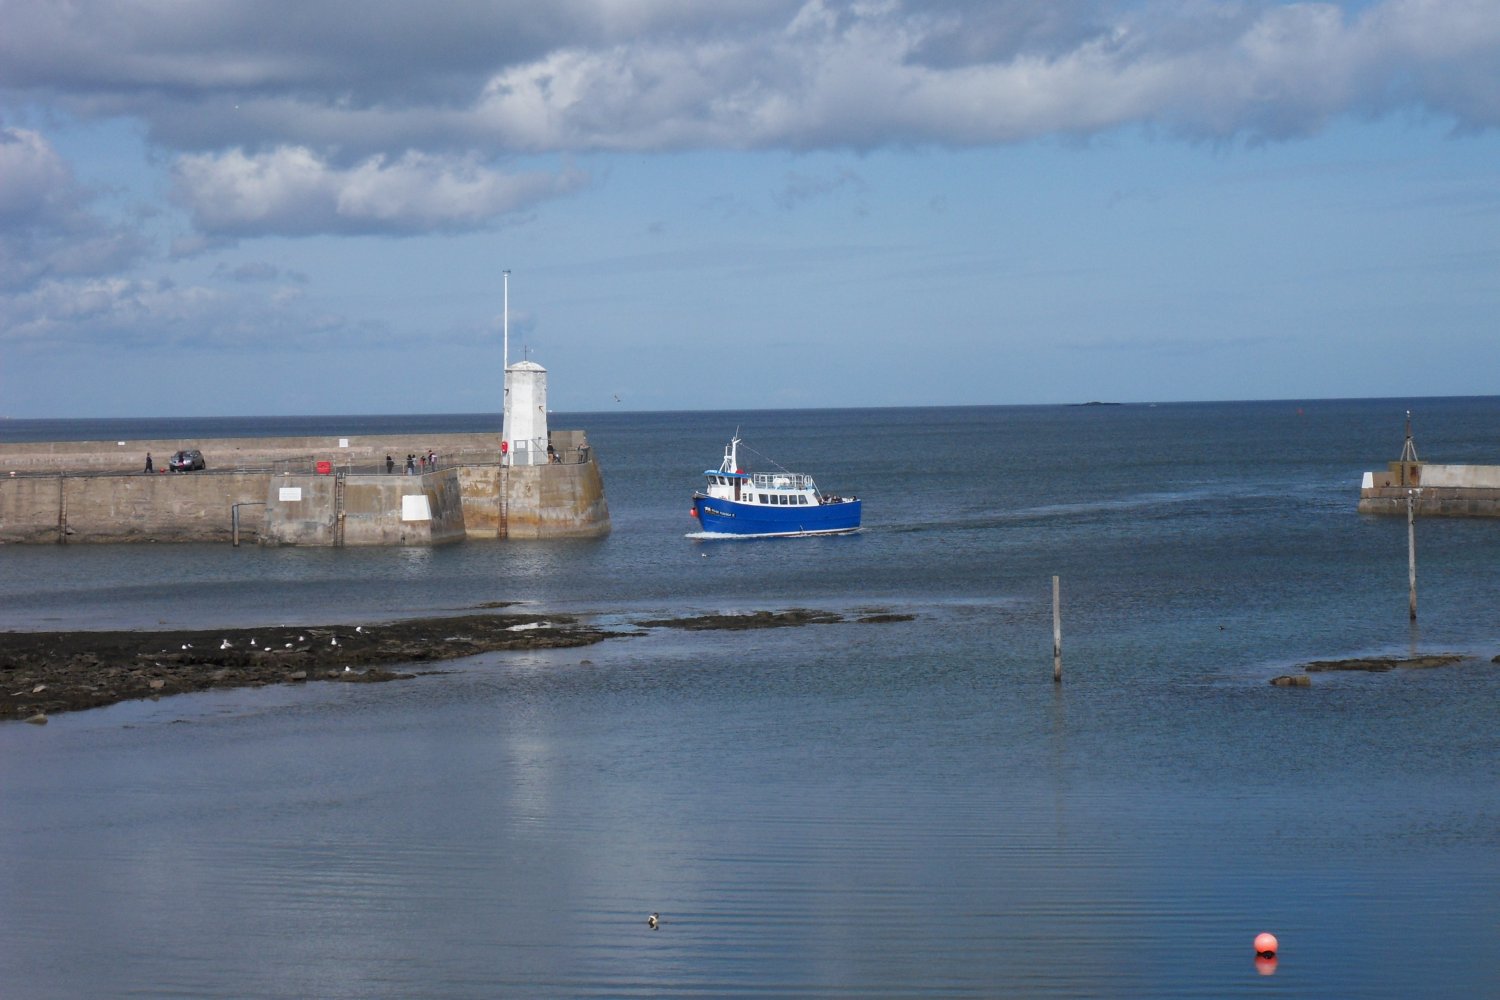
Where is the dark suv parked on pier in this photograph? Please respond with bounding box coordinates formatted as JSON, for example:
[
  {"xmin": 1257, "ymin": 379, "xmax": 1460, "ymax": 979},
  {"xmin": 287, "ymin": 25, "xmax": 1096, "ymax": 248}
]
[{"xmin": 169, "ymin": 449, "xmax": 205, "ymax": 472}]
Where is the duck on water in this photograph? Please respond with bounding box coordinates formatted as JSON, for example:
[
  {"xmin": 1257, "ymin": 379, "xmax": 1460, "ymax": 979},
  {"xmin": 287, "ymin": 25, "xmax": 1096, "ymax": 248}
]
[{"xmin": 690, "ymin": 434, "xmax": 861, "ymax": 537}]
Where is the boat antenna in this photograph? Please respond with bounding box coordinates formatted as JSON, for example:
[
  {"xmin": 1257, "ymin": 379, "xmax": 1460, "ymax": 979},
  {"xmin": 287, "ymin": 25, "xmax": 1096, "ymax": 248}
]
[{"xmin": 737, "ymin": 438, "xmax": 793, "ymax": 475}]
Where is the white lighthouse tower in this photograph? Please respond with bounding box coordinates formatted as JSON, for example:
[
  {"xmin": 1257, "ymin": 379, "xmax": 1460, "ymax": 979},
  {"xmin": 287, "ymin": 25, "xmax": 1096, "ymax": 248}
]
[
  {"xmin": 500, "ymin": 272, "xmax": 550, "ymax": 466},
  {"xmin": 504, "ymin": 360, "xmax": 549, "ymax": 466}
]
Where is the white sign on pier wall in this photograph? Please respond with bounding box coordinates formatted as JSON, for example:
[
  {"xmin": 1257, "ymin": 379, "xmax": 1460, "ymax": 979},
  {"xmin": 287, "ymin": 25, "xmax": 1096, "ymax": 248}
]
[
  {"xmin": 402, "ymin": 495, "xmax": 432, "ymax": 522},
  {"xmin": 279, "ymin": 487, "xmax": 302, "ymax": 502}
]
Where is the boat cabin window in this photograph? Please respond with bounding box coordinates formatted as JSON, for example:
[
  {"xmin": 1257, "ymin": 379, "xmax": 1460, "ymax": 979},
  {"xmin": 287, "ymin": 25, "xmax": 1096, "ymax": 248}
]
[{"xmin": 758, "ymin": 494, "xmax": 768, "ymax": 504}]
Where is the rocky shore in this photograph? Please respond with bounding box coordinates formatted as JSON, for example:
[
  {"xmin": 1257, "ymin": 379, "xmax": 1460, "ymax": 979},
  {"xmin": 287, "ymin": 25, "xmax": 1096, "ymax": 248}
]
[
  {"xmin": 1, "ymin": 611, "xmax": 613, "ymax": 722},
  {"xmin": 1269, "ymin": 652, "xmax": 1491, "ymax": 686},
  {"xmin": 2, "ymin": 606, "xmax": 913, "ymax": 722}
]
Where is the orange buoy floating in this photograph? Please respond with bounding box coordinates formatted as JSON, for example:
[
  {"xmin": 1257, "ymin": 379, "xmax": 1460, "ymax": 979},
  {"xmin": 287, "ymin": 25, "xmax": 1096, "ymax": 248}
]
[{"xmin": 1254, "ymin": 932, "xmax": 1278, "ymax": 958}]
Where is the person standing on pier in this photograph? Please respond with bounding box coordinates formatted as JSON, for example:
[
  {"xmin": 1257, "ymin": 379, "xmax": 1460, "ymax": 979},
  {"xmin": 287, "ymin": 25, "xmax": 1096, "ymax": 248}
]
[{"xmin": 143, "ymin": 452, "xmax": 153, "ymax": 473}]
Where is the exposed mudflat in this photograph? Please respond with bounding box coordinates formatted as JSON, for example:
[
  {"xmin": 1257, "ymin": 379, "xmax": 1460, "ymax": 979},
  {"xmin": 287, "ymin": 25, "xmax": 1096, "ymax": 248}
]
[
  {"xmin": 1267, "ymin": 652, "xmax": 1492, "ymax": 685},
  {"xmin": 2, "ymin": 606, "xmax": 915, "ymax": 721},
  {"xmin": 635, "ymin": 608, "xmax": 915, "ymax": 630},
  {"xmin": 1301, "ymin": 653, "xmax": 1472, "ymax": 672},
  {"xmin": 1, "ymin": 612, "xmax": 612, "ymax": 721}
]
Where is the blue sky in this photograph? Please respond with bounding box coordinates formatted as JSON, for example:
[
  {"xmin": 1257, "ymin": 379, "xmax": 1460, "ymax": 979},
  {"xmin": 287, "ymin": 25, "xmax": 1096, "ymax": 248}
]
[{"xmin": 2, "ymin": 0, "xmax": 1497, "ymax": 418}]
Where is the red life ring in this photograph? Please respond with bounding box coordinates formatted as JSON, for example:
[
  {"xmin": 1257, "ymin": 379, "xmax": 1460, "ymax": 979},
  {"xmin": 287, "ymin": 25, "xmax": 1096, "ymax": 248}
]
[{"xmin": 501, "ymin": 440, "xmax": 509, "ymax": 454}]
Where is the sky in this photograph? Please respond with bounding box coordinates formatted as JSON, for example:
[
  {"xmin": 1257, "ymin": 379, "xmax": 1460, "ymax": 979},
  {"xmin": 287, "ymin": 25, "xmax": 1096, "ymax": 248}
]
[{"xmin": 1, "ymin": 0, "xmax": 1498, "ymax": 418}]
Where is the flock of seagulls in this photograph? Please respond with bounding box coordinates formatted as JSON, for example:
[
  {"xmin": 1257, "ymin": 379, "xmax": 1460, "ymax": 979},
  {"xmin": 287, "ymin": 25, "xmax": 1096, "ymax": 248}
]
[{"xmin": 170, "ymin": 626, "xmax": 372, "ymax": 659}]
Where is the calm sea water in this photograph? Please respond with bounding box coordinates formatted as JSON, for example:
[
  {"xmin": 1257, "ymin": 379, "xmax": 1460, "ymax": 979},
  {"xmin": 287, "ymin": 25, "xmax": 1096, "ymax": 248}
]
[{"xmin": 2, "ymin": 399, "xmax": 1498, "ymax": 998}]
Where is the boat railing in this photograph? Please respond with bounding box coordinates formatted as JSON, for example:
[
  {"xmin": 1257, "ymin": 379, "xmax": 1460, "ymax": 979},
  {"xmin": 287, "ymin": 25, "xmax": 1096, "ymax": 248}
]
[{"xmin": 750, "ymin": 471, "xmax": 815, "ymax": 491}]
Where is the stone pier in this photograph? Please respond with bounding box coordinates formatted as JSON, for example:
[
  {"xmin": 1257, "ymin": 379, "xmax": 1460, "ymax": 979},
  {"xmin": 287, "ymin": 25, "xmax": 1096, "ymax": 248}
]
[
  {"xmin": 1358, "ymin": 461, "xmax": 1500, "ymax": 517},
  {"xmin": 0, "ymin": 431, "xmax": 609, "ymax": 544}
]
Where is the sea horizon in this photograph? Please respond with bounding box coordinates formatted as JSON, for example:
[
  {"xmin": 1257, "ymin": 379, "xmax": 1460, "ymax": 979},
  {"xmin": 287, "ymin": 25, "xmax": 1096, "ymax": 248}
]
[{"xmin": 4, "ymin": 391, "xmax": 1499, "ymax": 438}]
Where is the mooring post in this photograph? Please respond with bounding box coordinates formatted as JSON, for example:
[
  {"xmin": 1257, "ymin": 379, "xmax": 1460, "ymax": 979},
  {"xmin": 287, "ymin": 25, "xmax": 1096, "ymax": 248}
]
[
  {"xmin": 1407, "ymin": 489, "xmax": 1419, "ymax": 621},
  {"xmin": 1052, "ymin": 575, "xmax": 1062, "ymax": 683},
  {"xmin": 231, "ymin": 501, "xmax": 265, "ymax": 547}
]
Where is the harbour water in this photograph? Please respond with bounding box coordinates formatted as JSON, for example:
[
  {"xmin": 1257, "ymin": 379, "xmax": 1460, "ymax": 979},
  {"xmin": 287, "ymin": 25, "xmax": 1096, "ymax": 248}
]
[{"xmin": 2, "ymin": 398, "xmax": 1498, "ymax": 997}]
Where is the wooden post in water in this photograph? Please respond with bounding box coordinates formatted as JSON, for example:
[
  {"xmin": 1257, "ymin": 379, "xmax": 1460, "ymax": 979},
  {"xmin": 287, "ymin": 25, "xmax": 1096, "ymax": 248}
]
[
  {"xmin": 1052, "ymin": 575, "xmax": 1062, "ymax": 683},
  {"xmin": 1407, "ymin": 489, "xmax": 1418, "ymax": 621}
]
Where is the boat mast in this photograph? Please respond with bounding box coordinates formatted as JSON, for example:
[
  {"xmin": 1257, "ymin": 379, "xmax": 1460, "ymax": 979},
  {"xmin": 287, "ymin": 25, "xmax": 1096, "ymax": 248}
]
[{"xmin": 502, "ymin": 269, "xmax": 510, "ymax": 374}]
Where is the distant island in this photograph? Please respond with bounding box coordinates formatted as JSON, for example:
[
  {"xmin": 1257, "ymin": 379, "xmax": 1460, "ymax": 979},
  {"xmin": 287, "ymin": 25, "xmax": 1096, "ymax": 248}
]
[{"xmin": 1074, "ymin": 401, "xmax": 1123, "ymax": 407}]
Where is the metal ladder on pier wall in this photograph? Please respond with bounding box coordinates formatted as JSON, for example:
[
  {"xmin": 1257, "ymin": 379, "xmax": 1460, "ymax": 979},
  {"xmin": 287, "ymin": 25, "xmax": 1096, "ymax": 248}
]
[
  {"xmin": 333, "ymin": 472, "xmax": 346, "ymax": 547},
  {"xmin": 56, "ymin": 474, "xmax": 68, "ymax": 544},
  {"xmin": 498, "ymin": 463, "xmax": 509, "ymax": 539}
]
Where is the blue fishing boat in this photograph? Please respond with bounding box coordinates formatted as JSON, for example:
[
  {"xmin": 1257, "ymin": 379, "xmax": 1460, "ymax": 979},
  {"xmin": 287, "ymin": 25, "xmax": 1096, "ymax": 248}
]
[{"xmin": 691, "ymin": 434, "xmax": 861, "ymax": 537}]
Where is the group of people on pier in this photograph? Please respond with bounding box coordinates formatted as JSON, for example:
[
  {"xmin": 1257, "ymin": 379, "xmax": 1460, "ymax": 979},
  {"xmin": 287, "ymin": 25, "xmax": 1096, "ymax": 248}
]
[{"xmin": 384, "ymin": 451, "xmax": 437, "ymax": 475}]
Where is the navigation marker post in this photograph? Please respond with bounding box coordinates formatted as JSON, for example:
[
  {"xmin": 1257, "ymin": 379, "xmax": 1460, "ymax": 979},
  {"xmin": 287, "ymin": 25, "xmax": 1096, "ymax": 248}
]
[
  {"xmin": 1407, "ymin": 488, "xmax": 1420, "ymax": 621},
  {"xmin": 1052, "ymin": 575, "xmax": 1062, "ymax": 683}
]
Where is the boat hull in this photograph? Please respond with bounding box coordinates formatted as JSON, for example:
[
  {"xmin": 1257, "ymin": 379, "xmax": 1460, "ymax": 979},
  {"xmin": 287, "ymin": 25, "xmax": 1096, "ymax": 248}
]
[{"xmin": 692, "ymin": 496, "xmax": 861, "ymax": 537}]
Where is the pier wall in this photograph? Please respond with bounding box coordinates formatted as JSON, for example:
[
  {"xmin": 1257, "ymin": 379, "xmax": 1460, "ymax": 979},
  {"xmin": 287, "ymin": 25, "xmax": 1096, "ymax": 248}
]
[
  {"xmin": 0, "ymin": 431, "xmax": 609, "ymax": 543},
  {"xmin": 0, "ymin": 471, "xmax": 268, "ymax": 543},
  {"xmin": 1358, "ymin": 462, "xmax": 1500, "ymax": 517},
  {"xmin": 262, "ymin": 471, "xmax": 468, "ymax": 546},
  {"xmin": 460, "ymin": 459, "xmax": 611, "ymax": 539}
]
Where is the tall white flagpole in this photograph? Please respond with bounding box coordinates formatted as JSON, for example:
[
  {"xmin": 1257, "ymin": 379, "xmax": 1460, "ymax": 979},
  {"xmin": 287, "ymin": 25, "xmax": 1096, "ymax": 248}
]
[{"xmin": 502, "ymin": 269, "xmax": 511, "ymax": 466}]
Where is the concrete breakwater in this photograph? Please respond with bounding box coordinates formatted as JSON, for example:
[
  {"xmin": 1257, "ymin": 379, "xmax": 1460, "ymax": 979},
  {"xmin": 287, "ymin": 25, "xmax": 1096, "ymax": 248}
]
[
  {"xmin": 1358, "ymin": 460, "xmax": 1500, "ymax": 517},
  {"xmin": 0, "ymin": 430, "xmax": 609, "ymax": 544}
]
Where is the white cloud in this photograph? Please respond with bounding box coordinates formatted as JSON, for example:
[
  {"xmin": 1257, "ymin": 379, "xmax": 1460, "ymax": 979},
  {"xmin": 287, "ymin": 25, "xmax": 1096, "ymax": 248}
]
[
  {"xmin": 0, "ymin": 126, "xmax": 74, "ymax": 219},
  {"xmin": 3, "ymin": 0, "xmax": 1496, "ymax": 160},
  {"xmin": 0, "ymin": 272, "xmax": 394, "ymax": 353},
  {"xmin": 0, "ymin": 277, "xmax": 224, "ymax": 348},
  {"xmin": 0, "ymin": 126, "xmax": 145, "ymax": 291},
  {"xmin": 456, "ymin": 0, "xmax": 1500, "ymax": 153},
  {"xmin": 171, "ymin": 146, "xmax": 589, "ymax": 236}
]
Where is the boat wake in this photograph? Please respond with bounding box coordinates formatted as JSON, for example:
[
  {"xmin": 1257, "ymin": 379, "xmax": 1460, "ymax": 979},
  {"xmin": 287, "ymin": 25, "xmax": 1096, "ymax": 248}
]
[{"xmin": 685, "ymin": 529, "xmax": 862, "ymax": 541}]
